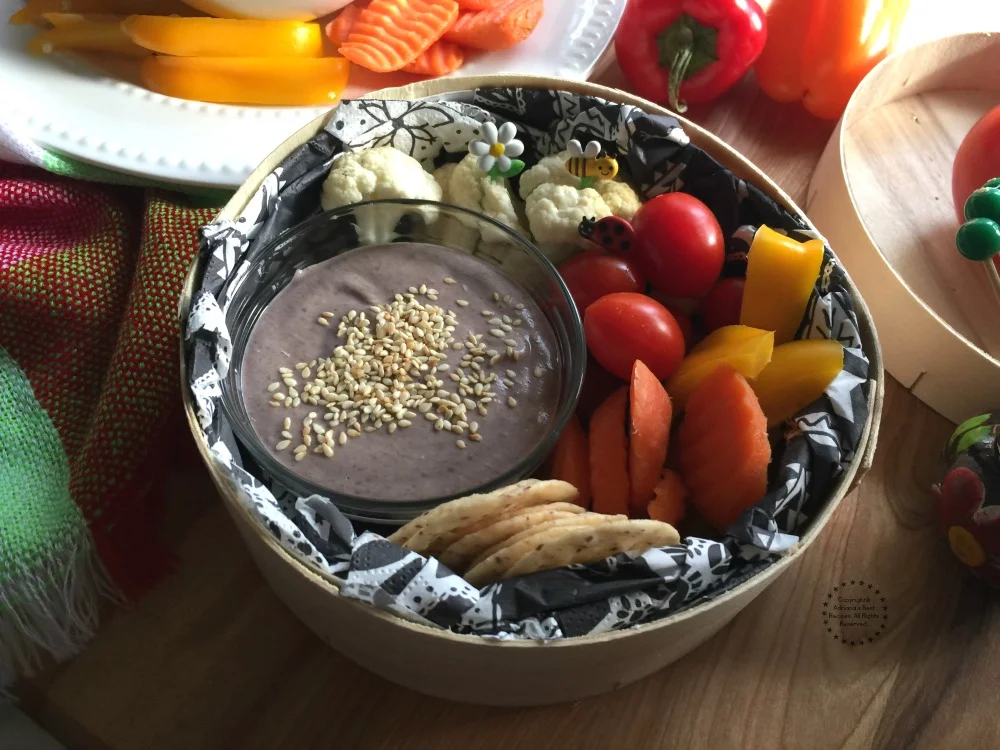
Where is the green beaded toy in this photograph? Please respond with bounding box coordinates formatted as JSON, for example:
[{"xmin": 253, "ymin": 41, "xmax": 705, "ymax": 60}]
[{"xmin": 956, "ymin": 177, "xmax": 1000, "ymax": 261}]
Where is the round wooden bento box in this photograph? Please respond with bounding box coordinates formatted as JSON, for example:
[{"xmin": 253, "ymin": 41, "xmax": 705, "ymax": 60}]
[{"xmin": 178, "ymin": 75, "xmax": 884, "ymax": 707}]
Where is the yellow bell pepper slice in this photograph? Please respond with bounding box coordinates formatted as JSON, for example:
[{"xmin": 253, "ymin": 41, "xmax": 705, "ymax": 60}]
[
  {"xmin": 27, "ymin": 14, "xmax": 148, "ymax": 56},
  {"xmin": 667, "ymin": 325, "xmax": 774, "ymax": 405},
  {"xmin": 10, "ymin": 0, "xmax": 195, "ymax": 25},
  {"xmin": 122, "ymin": 16, "xmax": 323, "ymax": 57},
  {"xmin": 740, "ymin": 225, "xmax": 826, "ymax": 346},
  {"xmin": 751, "ymin": 339, "xmax": 844, "ymax": 427},
  {"xmin": 139, "ymin": 56, "xmax": 349, "ymax": 106}
]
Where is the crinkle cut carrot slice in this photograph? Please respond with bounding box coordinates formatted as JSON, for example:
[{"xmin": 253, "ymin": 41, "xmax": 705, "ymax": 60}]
[
  {"xmin": 339, "ymin": 0, "xmax": 459, "ymax": 73},
  {"xmin": 401, "ymin": 39, "xmax": 464, "ymax": 75},
  {"xmin": 444, "ymin": 0, "xmax": 542, "ymax": 51}
]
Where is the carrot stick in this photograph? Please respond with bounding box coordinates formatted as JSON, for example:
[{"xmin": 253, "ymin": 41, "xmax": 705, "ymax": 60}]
[
  {"xmin": 444, "ymin": 0, "xmax": 542, "ymax": 51},
  {"xmin": 647, "ymin": 470, "xmax": 687, "ymax": 525},
  {"xmin": 628, "ymin": 360, "xmax": 672, "ymax": 516},
  {"xmin": 401, "ymin": 39, "xmax": 464, "ymax": 75},
  {"xmin": 550, "ymin": 414, "xmax": 591, "ymax": 509},
  {"xmin": 339, "ymin": 0, "xmax": 459, "ymax": 73},
  {"xmin": 589, "ymin": 386, "xmax": 630, "ymax": 517}
]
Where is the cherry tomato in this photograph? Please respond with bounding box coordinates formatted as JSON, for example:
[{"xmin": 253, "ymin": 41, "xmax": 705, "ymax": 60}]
[
  {"xmin": 696, "ymin": 278, "xmax": 745, "ymax": 333},
  {"xmin": 558, "ymin": 250, "xmax": 646, "ymax": 314},
  {"xmin": 954, "ymin": 106, "xmax": 1000, "ymax": 224},
  {"xmin": 584, "ymin": 292, "xmax": 685, "ymax": 380},
  {"xmin": 665, "ymin": 303, "xmax": 696, "ymax": 350},
  {"xmin": 576, "ymin": 355, "xmax": 624, "ymax": 428},
  {"xmin": 631, "ymin": 193, "xmax": 724, "ymax": 299},
  {"xmin": 646, "ymin": 289, "xmax": 699, "ymax": 351}
]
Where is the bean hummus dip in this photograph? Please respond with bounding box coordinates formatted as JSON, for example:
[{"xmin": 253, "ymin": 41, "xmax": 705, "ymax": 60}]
[{"xmin": 242, "ymin": 242, "xmax": 563, "ymax": 502}]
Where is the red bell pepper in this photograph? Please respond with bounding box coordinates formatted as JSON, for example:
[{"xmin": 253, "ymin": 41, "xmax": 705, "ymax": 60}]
[{"xmin": 614, "ymin": 0, "xmax": 767, "ymax": 114}]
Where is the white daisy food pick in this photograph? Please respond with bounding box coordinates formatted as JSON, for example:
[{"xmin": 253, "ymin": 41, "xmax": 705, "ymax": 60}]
[
  {"xmin": 564, "ymin": 139, "xmax": 619, "ymax": 190},
  {"xmin": 468, "ymin": 121, "xmax": 526, "ymax": 181}
]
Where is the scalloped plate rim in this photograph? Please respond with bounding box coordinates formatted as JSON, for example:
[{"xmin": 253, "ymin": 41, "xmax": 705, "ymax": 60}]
[{"xmin": 0, "ymin": 0, "xmax": 626, "ymax": 188}]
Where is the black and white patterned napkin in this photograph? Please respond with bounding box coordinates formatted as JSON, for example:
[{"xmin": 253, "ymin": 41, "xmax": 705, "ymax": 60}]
[{"xmin": 183, "ymin": 88, "xmax": 872, "ymax": 639}]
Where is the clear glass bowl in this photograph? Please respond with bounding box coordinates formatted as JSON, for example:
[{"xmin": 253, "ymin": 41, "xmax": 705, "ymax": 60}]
[{"xmin": 219, "ymin": 199, "xmax": 585, "ymax": 525}]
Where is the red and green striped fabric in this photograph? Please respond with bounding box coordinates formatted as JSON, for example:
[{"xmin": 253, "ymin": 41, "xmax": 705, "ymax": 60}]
[{"xmin": 0, "ymin": 161, "xmax": 222, "ymax": 684}]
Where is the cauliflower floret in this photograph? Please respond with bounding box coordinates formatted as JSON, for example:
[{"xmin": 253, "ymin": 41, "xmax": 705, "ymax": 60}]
[
  {"xmin": 432, "ymin": 163, "xmax": 480, "ymax": 247},
  {"xmin": 525, "ymin": 183, "xmax": 612, "ymax": 260},
  {"xmin": 520, "ymin": 150, "xmax": 642, "ymax": 221},
  {"xmin": 434, "ymin": 162, "xmax": 458, "ymax": 201},
  {"xmin": 320, "ymin": 146, "xmax": 441, "ymax": 243},
  {"xmin": 447, "ymin": 154, "xmax": 526, "ymax": 243},
  {"xmin": 518, "ymin": 151, "xmax": 577, "ymax": 199},
  {"xmin": 593, "ymin": 179, "xmax": 642, "ymax": 220}
]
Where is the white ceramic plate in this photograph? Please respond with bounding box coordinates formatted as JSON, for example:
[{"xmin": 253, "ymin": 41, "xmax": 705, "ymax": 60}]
[{"xmin": 0, "ymin": 0, "xmax": 625, "ymax": 188}]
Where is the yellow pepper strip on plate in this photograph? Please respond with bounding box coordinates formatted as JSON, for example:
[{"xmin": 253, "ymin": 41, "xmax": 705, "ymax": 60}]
[
  {"xmin": 139, "ymin": 56, "xmax": 349, "ymax": 106},
  {"xmin": 27, "ymin": 14, "xmax": 148, "ymax": 56},
  {"xmin": 9, "ymin": 0, "xmax": 195, "ymax": 25},
  {"xmin": 122, "ymin": 16, "xmax": 323, "ymax": 57}
]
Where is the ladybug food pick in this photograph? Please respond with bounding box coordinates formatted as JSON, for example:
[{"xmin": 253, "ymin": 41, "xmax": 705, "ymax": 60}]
[
  {"xmin": 579, "ymin": 215, "xmax": 635, "ymax": 254},
  {"xmin": 934, "ymin": 412, "xmax": 1000, "ymax": 589}
]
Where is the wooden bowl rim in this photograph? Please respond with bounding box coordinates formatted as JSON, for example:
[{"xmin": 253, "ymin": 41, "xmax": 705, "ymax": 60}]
[
  {"xmin": 179, "ymin": 74, "xmax": 884, "ymax": 647},
  {"xmin": 836, "ymin": 31, "xmax": 1000, "ymax": 368}
]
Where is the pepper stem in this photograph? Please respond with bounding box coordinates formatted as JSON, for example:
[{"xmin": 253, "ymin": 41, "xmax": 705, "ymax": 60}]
[{"xmin": 668, "ymin": 44, "xmax": 692, "ymax": 114}]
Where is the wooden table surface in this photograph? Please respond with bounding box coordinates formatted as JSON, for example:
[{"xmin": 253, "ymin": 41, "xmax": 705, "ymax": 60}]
[{"xmin": 18, "ymin": 65, "xmax": 1000, "ymax": 750}]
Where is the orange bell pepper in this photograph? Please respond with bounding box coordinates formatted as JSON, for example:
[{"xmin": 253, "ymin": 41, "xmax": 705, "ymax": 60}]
[
  {"xmin": 139, "ymin": 56, "xmax": 349, "ymax": 106},
  {"xmin": 754, "ymin": 0, "xmax": 910, "ymax": 120},
  {"xmin": 27, "ymin": 14, "xmax": 148, "ymax": 56},
  {"xmin": 122, "ymin": 16, "xmax": 324, "ymax": 57}
]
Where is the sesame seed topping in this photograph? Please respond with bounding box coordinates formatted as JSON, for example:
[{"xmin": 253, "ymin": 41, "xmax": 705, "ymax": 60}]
[
  {"xmin": 533, "ymin": 366, "xmax": 544, "ymax": 377},
  {"xmin": 262, "ymin": 276, "xmax": 551, "ymax": 464},
  {"xmin": 508, "ymin": 397, "xmax": 517, "ymax": 407},
  {"xmin": 456, "ymin": 439, "xmax": 467, "ymax": 449},
  {"xmin": 275, "ymin": 440, "xmax": 291, "ymax": 450}
]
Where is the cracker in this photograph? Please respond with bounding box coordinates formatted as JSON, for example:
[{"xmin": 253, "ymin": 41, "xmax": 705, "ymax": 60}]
[
  {"xmin": 464, "ymin": 514, "xmax": 624, "ymax": 587},
  {"xmin": 503, "ymin": 519, "xmax": 681, "ymax": 581},
  {"xmin": 468, "ymin": 513, "xmax": 620, "ymax": 570},
  {"xmin": 437, "ymin": 502, "xmax": 585, "ymax": 572},
  {"xmin": 389, "ymin": 479, "xmax": 580, "ymax": 555}
]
